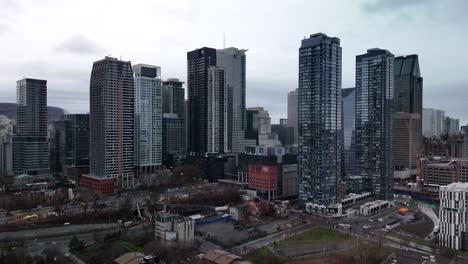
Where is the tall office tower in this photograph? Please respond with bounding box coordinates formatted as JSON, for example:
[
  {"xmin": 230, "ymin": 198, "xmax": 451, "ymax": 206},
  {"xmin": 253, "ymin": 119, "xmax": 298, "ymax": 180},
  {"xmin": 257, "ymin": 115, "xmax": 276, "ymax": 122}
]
[
  {"xmin": 394, "ymin": 112, "xmax": 421, "ymax": 172},
  {"xmin": 423, "ymin": 108, "xmax": 445, "ymax": 138},
  {"xmin": 187, "ymin": 47, "xmax": 217, "ymax": 155},
  {"xmin": 88, "ymin": 57, "xmax": 135, "ymax": 190},
  {"xmin": 162, "ymin": 78, "xmax": 186, "ymax": 162},
  {"xmin": 162, "ymin": 113, "xmax": 186, "ymax": 165},
  {"xmin": 207, "ymin": 66, "xmax": 226, "ymax": 153},
  {"xmin": 13, "ymin": 78, "xmax": 49, "ymax": 176},
  {"xmin": 50, "ymin": 114, "xmax": 89, "ymax": 178},
  {"xmin": 354, "ymin": 49, "xmax": 394, "ymax": 200},
  {"xmin": 162, "ymin": 78, "xmax": 185, "ymax": 118},
  {"xmin": 394, "ymin": 55, "xmax": 423, "ymax": 170},
  {"xmin": 298, "ymin": 33, "xmax": 342, "ymax": 206},
  {"xmin": 217, "ymin": 47, "xmax": 247, "ymax": 153},
  {"xmin": 133, "ymin": 64, "xmax": 162, "ymax": 176},
  {"xmin": 287, "ymin": 89, "xmax": 298, "ymax": 144},
  {"xmin": 342, "ymin": 87, "xmax": 356, "ymax": 179}
]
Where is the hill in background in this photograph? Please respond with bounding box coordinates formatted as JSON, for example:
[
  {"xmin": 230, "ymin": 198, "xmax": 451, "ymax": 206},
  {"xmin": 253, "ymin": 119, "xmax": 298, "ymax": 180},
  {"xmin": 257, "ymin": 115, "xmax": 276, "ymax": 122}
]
[{"xmin": 0, "ymin": 103, "xmax": 65, "ymax": 123}]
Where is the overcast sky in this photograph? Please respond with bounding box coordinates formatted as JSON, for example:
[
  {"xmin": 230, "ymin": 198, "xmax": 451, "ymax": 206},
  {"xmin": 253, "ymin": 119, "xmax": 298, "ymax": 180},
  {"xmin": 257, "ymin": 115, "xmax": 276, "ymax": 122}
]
[{"xmin": 1, "ymin": 0, "xmax": 467, "ymax": 123}]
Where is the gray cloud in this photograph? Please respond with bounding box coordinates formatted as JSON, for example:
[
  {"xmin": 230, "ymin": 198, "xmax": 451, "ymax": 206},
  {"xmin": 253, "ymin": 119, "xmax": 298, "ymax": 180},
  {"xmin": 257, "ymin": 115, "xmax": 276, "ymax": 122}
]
[
  {"xmin": 362, "ymin": 0, "xmax": 432, "ymax": 13},
  {"xmin": 56, "ymin": 35, "xmax": 104, "ymax": 55}
]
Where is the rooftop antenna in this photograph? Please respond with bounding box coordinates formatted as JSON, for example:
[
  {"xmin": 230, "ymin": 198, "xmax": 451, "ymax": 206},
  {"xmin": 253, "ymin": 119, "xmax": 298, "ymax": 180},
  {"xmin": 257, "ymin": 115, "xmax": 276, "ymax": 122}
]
[{"xmin": 223, "ymin": 32, "xmax": 225, "ymax": 49}]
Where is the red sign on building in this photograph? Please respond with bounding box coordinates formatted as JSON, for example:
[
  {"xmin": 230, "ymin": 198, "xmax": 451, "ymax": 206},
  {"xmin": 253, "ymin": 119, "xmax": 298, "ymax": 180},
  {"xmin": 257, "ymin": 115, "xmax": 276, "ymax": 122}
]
[{"xmin": 248, "ymin": 164, "xmax": 278, "ymax": 191}]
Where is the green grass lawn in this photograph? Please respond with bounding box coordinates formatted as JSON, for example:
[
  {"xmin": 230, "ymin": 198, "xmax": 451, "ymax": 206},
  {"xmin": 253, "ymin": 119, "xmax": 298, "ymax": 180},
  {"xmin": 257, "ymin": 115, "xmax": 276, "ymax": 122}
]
[{"xmin": 275, "ymin": 227, "xmax": 352, "ymax": 249}]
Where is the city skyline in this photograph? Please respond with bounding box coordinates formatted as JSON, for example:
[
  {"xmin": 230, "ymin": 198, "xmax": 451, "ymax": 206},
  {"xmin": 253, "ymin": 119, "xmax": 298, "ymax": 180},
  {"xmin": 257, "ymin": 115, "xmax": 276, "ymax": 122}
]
[{"xmin": 1, "ymin": 0, "xmax": 468, "ymax": 124}]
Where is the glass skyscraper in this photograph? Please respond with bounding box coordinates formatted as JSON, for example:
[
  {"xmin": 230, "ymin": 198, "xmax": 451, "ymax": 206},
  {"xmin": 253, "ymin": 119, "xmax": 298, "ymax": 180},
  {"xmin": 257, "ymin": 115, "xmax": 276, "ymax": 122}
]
[
  {"xmin": 393, "ymin": 55, "xmax": 423, "ymax": 171},
  {"xmin": 342, "ymin": 87, "xmax": 355, "ymax": 179},
  {"xmin": 133, "ymin": 64, "xmax": 162, "ymax": 175},
  {"xmin": 217, "ymin": 47, "xmax": 247, "ymax": 153},
  {"xmin": 355, "ymin": 48, "xmax": 394, "ymax": 200},
  {"xmin": 298, "ymin": 33, "xmax": 342, "ymax": 206}
]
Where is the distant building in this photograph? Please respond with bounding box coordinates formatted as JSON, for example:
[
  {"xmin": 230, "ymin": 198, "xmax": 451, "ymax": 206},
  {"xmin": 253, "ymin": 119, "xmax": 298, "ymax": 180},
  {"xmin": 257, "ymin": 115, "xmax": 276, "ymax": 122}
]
[
  {"xmin": 85, "ymin": 57, "xmax": 135, "ymax": 193},
  {"xmin": 394, "ymin": 112, "xmax": 421, "ymax": 172},
  {"xmin": 133, "ymin": 64, "xmax": 162, "ymax": 176},
  {"xmin": 162, "ymin": 78, "xmax": 185, "ymax": 119},
  {"xmin": 423, "ymin": 108, "xmax": 445, "ymax": 138},
  {"xmin": 424, "ymin": 137, "xmax": 449, "ymax": 157},
  {"xmin": 154, "ymin": 212, "xmax": 194, "ymax": 244},
  {"xmin": 444, "ymin": 116, "xmax": 460, "ymax": 135},
  {"xmin": 287, "ymin": 89, "xmax": 298, "ymax": 144},
  {"xmin": 2, "ymin": 78, "xmax": 50, "ymax": 178},
  {"xmin": 162, "ymin": 113, "xmax": 186, "ymax": 165},
  {"xmin": 420, "ymin": 158, "xmax": 468, "ymax": 186},
  {"xmin": 162, "ymin": 78, "xmax": 186, "ymax": 165},
  {"xmin": 50, "ymin": 114, "xmax": 89, "ymax": 178},
  {"xmin": 393, "ymin": 55, "xmax": 423, "ymax": 173},
  {"xmin": 354, "ymin": 48, "xmax": 394, "ymax": 200},
  {"xmin": 207, "ymin": 66, "xmax": 226, "ymax": 153},
  {"xmin": 187, "ymin": 47, "xmax": 218, "ymax": 155},
  {"xmin": 217, "ymin": 47, "xmax": 248, "ymax": 153},
  {"xmin": 298, "ymin": 33, "xmax": 342, "ymax": 206},
  {"xmin": 245, "ymin": 107, "xmax": 280, "ymax": 147},
  {"xmin": 239, "ymin": 147, "xmax": 298, "ymax": 200},
  {"xmin": 440, "ymin": 183, "xmax": 468, "ymax": 250},
  {"xmin": 342, "ymin": 88, "xmax": 356, "ymax": 179},
  {"xmin": 271, "ymin": 124, "xmax": 294, "ymax": 146}
]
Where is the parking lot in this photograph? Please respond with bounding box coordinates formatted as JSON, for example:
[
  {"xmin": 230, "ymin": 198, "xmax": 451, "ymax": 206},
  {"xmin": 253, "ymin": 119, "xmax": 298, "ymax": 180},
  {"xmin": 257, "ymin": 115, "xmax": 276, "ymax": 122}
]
[{"xmin": 196, "ymin": 219, "xmax": 261, "ymax": 247}]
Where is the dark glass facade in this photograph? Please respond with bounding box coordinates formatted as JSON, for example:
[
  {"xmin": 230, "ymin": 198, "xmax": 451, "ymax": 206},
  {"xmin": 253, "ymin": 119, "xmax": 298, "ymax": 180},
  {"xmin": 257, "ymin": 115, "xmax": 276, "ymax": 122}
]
[
  {"xmin": 393, "ymin": 55, "xmax": 423, "ymax": 170},
  {"xmin": 187, "ymin": 47, "xmax": 217, "ymax": 155},
  {"xmin": 342, "ymin": 87, "xmax": 355, "ymax": 180}
]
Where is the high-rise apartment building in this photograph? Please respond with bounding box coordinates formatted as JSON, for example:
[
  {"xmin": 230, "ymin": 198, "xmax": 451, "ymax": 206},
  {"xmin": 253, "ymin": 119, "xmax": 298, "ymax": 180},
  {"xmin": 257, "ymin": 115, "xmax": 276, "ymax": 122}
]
[
  {"xmin": 187, "ymin": 47, "xmax": 217, "ymax": 155},
  {"xmin": 440, "ymin": 183, "xmax": 468, "ymax": 250},
  {"xmin": 354, "ymin": 48, "xmax": 394, "ymax": 200},
  {"xmin": 423, "ymin": 108, "xmax": 445, "ymax": 138},
  {"xmin": 133, "ymin": 64, "xmax": 162, "ymax": 176},
  {"xmin": 87, "ymin": 57, "xmax": 135, "ymax": 191},
  {"xmin": 287, "ymin": 89, "xmax": 298, "ymax": 144},
  {"xmin": 342, "ymin": 87, "xmax": 356, "ymax": 179},
  {"xmin": 394, "ymin": 55, "xmax": 423, "ymax": 171},
  {"xmin": 207, "ymin": 66, "xmax": 226, "ymax": 153},
  {"xmin": 217, "ymin": 47, "xmax": 247, "ymax": 153},
  {"xmin": 8, "ymin": 78, "xmax": 49, "ymax": 177},
  {"xmin": 298, "ymin": 33, "xmax": 342, "ymax": 206}
]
